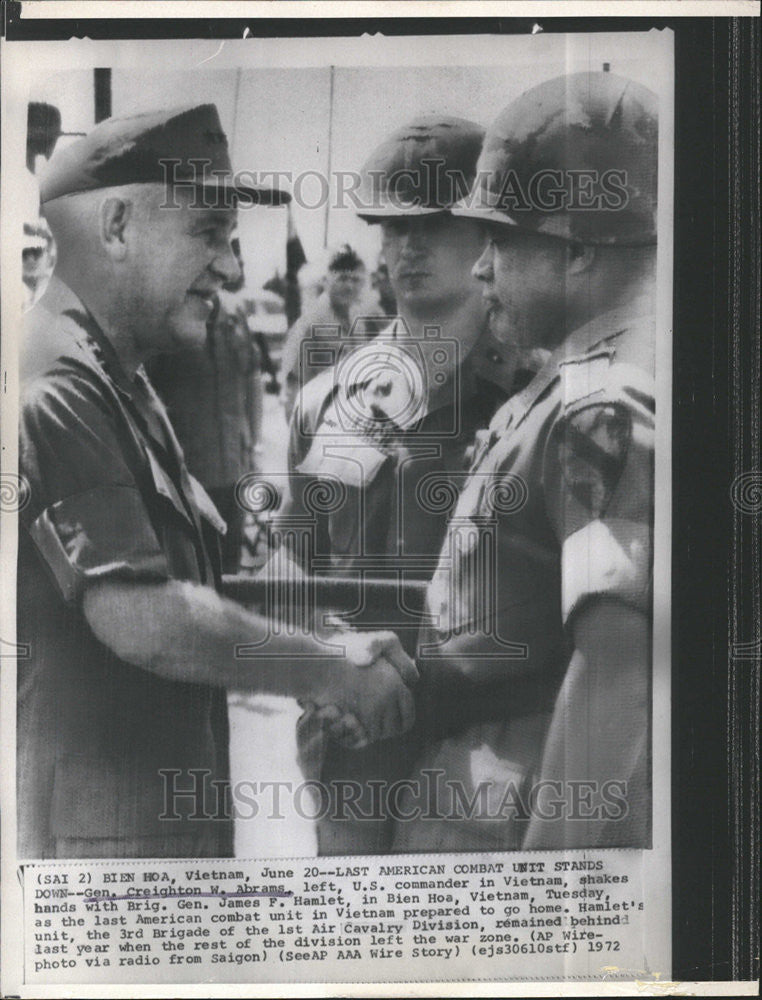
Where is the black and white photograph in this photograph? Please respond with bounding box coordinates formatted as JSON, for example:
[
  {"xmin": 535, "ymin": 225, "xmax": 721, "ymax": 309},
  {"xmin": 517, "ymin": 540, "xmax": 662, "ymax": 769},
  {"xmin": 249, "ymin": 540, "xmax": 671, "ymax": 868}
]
[{"xmin": 0, "ymin": 3, "xmax": 758, "ymax": 996}]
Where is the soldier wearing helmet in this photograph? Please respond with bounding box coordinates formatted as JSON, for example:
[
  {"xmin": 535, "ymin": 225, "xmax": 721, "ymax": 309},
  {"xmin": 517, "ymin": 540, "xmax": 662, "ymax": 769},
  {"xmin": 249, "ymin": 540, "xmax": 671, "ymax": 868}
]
[
  {"xmin": 391, "ymin": 71, "xmax": 658, "ymax": 852},
  {"xmin": 279, "ymin": 115, "xmax": 542, "ymax": 855}
]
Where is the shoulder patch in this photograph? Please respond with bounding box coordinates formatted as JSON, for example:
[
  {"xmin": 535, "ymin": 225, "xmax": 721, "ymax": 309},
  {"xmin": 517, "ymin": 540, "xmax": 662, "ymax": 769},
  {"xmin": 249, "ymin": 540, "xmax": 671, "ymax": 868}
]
[{"xmin": 555, "ymin": 403, "xmax": 632, "ymax": 517}]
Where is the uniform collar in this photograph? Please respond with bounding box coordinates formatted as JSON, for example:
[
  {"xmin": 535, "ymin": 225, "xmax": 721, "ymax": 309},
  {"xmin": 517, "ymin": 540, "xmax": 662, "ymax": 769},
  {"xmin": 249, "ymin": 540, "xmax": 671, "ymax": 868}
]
[
  {"xmin": 467, "ymin": 326, "xmax": 546, "ymax": 396},
  {"xmin": 557, "ymin": 294, "xmax": 654, "ymax": 362},
  {"xmin": 489, "ymin": 297, "xmax": 654, "ymax": 436},
  {"xmin": 39, "ymin": 275, "xmax": 138, "ymax": 401},
  {"xmin": 35, "ymin": 273, "xmax": 82, "ymax": 319},
  {"xmin": 39, "ymin": 277, "xmax": 184, "ymax": 464}
]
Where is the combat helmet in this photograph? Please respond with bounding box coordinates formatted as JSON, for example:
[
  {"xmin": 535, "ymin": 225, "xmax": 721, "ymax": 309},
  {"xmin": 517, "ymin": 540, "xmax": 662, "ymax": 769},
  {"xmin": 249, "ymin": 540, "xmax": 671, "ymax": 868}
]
[
  {"xmin": 356, "ymin": 116, "xmax": 485, "ymax": 220},
  {"xmin": 453, "ymin": 71, "xmax": 658, "ymax": 245}
]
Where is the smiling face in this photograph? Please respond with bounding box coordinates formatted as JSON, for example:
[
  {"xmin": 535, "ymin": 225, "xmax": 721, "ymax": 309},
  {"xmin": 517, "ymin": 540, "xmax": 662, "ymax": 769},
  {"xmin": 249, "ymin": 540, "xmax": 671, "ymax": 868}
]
[
  {"xmin": 379, "ymin": 213, "xmax": 485, "ymax": 315},
  {"xmin": 124, "ymin": 186, "xmax": 241, "ymax": 354},
  {"xmin": 472, "ymin": 224, "xmax": 570, "ymax": 350}
]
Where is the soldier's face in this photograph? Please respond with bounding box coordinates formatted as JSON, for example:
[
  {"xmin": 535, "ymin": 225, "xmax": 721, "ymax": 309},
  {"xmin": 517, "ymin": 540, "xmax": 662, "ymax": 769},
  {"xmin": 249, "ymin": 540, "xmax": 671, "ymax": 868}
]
[
  {"xmin": 380, "ymin": 215, "xmax": 485, "ymax": 316},
  {"xmin": 326, "ymin": 267, "xmax": 365, "ymax": 311},
  {"xmin": 127, "ymin": 189, "xmax": 241, "ymax": 353},
  {"xmin": 473, "ymin": 225, "xmax": 569, "ymax": 349}
]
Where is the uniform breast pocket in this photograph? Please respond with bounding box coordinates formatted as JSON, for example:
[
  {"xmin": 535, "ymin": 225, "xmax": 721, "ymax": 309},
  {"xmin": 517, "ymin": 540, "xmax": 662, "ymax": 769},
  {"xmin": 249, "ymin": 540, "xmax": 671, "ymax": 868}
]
[
  {"xmin": 305, "ymin": 449, "xmax": 391, "ymax": 561},
  {"xmin": 431, "ymin": 469, "xmax": 503, "ymax": 633}
]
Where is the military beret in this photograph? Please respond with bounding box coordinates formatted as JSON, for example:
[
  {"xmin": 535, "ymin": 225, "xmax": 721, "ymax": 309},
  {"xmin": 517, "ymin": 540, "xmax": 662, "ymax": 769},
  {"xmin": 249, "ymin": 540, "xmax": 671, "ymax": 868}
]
[{"xmin": 39, "ymin": 103, "xmax": 290, "ymax": 207}]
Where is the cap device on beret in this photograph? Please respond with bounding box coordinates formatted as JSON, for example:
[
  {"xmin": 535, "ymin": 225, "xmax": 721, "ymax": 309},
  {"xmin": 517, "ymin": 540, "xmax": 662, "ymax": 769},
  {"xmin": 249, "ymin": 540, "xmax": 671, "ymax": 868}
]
[{"xmin": 39, "ymin": 103, "xmax": 290, "ymax": 207}]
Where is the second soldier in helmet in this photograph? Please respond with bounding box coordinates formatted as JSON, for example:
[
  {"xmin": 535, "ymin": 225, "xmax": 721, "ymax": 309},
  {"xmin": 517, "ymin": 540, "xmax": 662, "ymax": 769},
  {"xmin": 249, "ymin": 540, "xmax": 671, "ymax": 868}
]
[{"xmin": 276, "ymin": 115, "xmax": 541, "ymax": 854}]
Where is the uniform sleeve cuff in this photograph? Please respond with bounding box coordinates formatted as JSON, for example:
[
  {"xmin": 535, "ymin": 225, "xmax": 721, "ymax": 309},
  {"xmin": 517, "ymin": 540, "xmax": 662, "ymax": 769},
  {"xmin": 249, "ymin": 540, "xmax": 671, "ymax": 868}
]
[
  {"xmin": 561, "ymin": 518, "xmax": 651, "ymax": 624},
  {"xmin": 28, "ymin": 485, "xmax": 171, "ymax": 603}
]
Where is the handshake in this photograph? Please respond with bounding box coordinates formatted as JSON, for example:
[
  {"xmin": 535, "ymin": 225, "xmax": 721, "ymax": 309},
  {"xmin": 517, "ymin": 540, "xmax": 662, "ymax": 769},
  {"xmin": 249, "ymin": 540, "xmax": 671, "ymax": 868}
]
[{"xmin": 298, "ymin": 629, "xmax": 418, "ymax": 778}]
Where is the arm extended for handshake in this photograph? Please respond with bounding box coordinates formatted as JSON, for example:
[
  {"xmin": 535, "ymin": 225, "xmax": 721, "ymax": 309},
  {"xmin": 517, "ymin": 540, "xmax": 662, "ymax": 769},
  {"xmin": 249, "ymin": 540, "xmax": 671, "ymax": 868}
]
[{"xmin": 83, "ymin": 578, "xmax": 418, "ymax": 748}]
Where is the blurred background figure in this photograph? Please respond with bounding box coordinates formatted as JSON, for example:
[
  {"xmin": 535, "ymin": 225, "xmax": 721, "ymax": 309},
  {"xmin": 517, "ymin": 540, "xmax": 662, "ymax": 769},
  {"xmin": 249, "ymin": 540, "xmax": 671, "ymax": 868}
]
[
  {"xmin": 22, "ymin": 103, "xmax": 64, "ymax": 308},
  {"xmin": 370, "ymin": 253, "xmax": 397, "ymax": 315},
  {"xmin": 354, "ymin": 252, "xmax": 398, "ymax": 337},
  {"xmin": 279, "ymin": 243, "xmax": 369, "ymax": 421},
  {"xmin": 238, "ymin": 286, "xmax": 285, "ymax": 397},
  {"xmin": 22, "ymin": 222, "xmax": 55, "ymax": 309},
  {"xmin": 147, "ymin": 239, "xmax": 263, "ymax": 574},
  {"xmin": 262, "ymin": 200, "xmax": 308, "ymax": 331},
  {"xmin": 295, "ymin": 259, "xmax": 328, "ymax": 314},
  {"xmin": 27, "ymin": 101, "xmax": 62, "ymax": 172}
]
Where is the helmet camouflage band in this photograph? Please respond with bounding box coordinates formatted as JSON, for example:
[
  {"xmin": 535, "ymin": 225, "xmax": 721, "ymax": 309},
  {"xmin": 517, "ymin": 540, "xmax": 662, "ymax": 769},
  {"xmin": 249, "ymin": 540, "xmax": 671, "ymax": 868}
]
[
  {"xmin": 356, "ymin": 116, "xmax": 485, "ymax": 220},
  {"xmin": 453, "ymin": 71, "xmax": 658, "ymax": 246}
]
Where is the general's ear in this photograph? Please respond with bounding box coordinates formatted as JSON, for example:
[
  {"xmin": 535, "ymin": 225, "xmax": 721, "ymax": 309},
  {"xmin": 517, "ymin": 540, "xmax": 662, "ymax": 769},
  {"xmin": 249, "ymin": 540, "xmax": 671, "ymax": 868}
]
[
  {"xmin": 99, "ymin": 197, "xmax": 133, "ymax": 260},
  {"xmin": 566, "ymin": 241, "xmax": 596, "ymax": 276}
]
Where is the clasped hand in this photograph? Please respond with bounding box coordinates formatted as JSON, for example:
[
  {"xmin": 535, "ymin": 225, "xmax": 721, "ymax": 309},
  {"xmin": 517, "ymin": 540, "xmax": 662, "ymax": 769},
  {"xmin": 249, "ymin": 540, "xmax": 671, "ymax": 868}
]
[{"xmin": 298, "ymin": 629, "xmax": 417, "ymax": 778}]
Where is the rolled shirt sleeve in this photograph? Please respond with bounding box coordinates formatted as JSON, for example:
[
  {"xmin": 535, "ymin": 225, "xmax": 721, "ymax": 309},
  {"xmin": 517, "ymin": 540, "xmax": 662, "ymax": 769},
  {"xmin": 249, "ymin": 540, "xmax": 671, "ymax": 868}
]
[{"xmin": 543, "ymin": 361, "xmax": 655, "ymax": 625}]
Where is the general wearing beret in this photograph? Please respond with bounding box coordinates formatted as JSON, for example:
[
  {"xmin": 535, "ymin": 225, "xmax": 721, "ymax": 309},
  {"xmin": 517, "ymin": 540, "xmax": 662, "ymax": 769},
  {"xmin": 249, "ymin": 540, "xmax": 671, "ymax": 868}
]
[{"xmin": 39, "ymin": 103, "xmax": 290, "ymax": 207}]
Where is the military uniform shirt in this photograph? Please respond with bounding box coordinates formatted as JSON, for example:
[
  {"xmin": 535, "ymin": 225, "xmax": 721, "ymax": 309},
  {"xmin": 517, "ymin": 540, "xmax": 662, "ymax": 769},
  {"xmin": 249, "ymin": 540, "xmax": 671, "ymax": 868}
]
[
  {"xmin": 392, "ymin": 301, "xmax": 655, "ymax": 853},
  {"xmin": 17, "ymin": 277, "xmax": 232, "ymax": 859}
]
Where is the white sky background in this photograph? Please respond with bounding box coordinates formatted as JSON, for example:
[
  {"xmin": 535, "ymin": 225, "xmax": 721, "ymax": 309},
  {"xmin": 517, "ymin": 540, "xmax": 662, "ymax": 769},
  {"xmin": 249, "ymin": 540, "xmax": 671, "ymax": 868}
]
[{"xmin": 25, "ymin": 30, "xmax": 671, "ymax": 290}]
